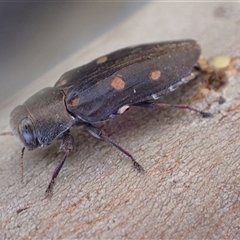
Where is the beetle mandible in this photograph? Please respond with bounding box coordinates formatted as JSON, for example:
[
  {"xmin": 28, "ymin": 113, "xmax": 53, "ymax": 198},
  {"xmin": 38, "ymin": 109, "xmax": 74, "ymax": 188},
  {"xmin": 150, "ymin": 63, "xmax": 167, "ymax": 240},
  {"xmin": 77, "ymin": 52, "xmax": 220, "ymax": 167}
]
[{"xmin": 8, "ymin": 40, "xmax": 210, "ymax": 193}]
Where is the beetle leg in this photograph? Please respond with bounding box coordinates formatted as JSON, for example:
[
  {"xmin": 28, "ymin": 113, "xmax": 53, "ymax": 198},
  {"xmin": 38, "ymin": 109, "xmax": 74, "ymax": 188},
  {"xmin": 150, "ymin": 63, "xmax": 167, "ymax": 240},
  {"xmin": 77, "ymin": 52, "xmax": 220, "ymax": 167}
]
[
  {"xmin": 86, "ymin": 124, "xmax": 144, "ymax": 172},
  {"xmin": 134, "ymin": 101, "xmax": 211, "ymax": 118},
  {"xmin": 46, "ymin": 132, "xmax": 73, "ymax": 194}
]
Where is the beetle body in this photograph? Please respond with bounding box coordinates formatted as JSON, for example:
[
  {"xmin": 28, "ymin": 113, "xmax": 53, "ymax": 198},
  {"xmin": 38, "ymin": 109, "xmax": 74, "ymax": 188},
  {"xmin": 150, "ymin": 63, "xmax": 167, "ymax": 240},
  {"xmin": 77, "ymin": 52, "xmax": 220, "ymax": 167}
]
[{"xmin": 9, "ymin": 39, "xmax": 207, "ymax": 192}]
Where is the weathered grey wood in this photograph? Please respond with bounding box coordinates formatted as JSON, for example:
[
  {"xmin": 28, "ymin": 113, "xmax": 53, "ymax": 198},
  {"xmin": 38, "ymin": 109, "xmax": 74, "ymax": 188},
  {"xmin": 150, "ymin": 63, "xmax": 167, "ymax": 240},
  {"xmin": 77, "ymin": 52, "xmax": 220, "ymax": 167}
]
[{"xmin": 0, "ymin": 2, "xmax": 240, "ymax": 239}]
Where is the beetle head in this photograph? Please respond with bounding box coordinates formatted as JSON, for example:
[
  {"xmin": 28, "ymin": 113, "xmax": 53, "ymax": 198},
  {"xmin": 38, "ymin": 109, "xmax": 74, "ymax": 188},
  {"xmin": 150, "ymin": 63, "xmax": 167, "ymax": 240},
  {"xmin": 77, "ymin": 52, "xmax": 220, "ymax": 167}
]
[
  {"xmin": 10, "ymin": 105, "xmax": 40, "ymax": 150},
  {"xmin": 10, "ymin": 87, "xmax": 76, "ymax": 150}
]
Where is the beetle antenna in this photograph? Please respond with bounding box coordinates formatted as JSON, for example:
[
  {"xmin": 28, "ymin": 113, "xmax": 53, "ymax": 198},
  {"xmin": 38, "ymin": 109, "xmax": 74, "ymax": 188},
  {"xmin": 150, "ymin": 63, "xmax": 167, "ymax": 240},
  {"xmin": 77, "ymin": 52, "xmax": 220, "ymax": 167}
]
[
  {"xmin": 20, "ymin": 147, "xmax": 25, "ymax": 182},
  {"xmin": 0, "ymin": 132, "xmax": 25, "ymax": 182}
]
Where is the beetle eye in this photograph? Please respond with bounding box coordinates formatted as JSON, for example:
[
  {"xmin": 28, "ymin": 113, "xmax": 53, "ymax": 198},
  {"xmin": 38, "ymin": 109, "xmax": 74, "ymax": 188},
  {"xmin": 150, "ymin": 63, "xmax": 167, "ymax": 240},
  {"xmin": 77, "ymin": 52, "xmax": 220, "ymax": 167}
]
[{"xmin": 18, "ymin": 118, "xmax": 39, "ymax": 149}]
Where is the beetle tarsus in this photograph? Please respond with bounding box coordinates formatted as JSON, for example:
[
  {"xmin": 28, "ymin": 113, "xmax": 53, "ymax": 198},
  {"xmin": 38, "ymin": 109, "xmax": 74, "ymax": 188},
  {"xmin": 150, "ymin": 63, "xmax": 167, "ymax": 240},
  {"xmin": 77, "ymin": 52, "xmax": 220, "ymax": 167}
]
[
  {"xmin": 199, "ymin": 111, "xmax": 212, "ymax": 118},
  {"xmin": 46, "ymin": 179, "xmax": 54, "ymax": 195},
  {"xmin": 133, "ymin": 161, "xmax": 145, "ymax": 172},
  {"xmin": 86, "ymin": 124, "xmax": 144, "ymax": 172}
]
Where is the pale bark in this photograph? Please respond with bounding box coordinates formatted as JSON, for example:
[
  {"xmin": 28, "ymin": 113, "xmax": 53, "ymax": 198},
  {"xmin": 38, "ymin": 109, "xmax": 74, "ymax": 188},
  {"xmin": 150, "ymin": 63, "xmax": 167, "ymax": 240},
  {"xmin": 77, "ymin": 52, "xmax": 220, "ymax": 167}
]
[{"xmin": 1, "ymin": 3, "xmax": 240, "ymax": 239}]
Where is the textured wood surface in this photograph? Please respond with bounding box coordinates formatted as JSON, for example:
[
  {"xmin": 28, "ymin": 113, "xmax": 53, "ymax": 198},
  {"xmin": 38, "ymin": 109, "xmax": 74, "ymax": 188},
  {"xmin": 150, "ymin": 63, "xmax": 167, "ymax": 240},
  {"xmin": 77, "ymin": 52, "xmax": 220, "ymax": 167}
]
[{"xmin": 0, "ymin": 2, "xmax": 240, "ymax": 239}]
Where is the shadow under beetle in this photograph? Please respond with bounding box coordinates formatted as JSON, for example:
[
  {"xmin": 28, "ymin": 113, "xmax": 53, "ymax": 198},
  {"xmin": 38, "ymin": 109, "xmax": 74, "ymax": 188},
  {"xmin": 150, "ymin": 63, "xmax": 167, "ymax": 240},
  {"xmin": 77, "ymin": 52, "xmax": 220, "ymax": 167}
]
[{"xmin": 8, "ymin": 40, "xmax": 210, "ymax": 193}]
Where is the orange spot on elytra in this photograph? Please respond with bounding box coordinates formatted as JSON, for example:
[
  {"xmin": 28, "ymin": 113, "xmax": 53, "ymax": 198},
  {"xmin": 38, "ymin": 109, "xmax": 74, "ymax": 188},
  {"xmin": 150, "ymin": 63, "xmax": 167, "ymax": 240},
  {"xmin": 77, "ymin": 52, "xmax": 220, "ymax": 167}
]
[
  {"xmin": 67, "ymin": 97, "xmax": 80, "ymax": 107},
  {"xmin": 111, "ymin": 77, "xmax": 125, "ymax": 90},
  {"xmin": 150, "ymin": 70, "xmax": 161, "ymax": 80}
]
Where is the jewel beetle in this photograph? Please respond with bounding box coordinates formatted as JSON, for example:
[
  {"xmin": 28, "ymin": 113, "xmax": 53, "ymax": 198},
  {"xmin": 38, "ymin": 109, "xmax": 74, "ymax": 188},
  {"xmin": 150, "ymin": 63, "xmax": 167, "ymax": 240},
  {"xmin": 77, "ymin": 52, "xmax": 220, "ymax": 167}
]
[{"xmin": 9, "ymin": 39, "xmax": 210, "ymax": 193}]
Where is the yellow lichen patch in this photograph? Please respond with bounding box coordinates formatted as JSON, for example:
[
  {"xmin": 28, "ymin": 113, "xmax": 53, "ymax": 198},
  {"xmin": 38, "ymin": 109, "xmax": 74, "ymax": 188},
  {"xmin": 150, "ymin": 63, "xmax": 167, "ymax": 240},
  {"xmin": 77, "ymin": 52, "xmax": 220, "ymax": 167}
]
[
  {"xmin": 111, "ymin": 77, "xmax": 125, "ymax": 90},
  {"xmin": 96, "ymin": 56, "xmax": 108, "ymax": 64},
  {"xmin": 198, "ymin": 56, "xmax": 240, "ymax": 78},
  {"xmin": 210, "ymin": 55, "xmax": 231, "ymax": 70},
  {"xmin": 150, "ymin": 70, "xmax": 161, "ymax": 80}
]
